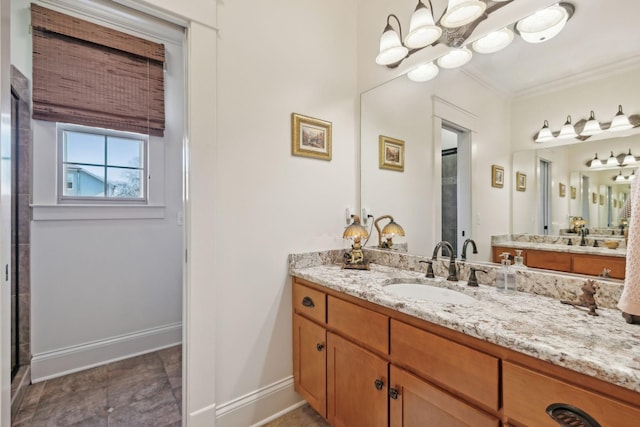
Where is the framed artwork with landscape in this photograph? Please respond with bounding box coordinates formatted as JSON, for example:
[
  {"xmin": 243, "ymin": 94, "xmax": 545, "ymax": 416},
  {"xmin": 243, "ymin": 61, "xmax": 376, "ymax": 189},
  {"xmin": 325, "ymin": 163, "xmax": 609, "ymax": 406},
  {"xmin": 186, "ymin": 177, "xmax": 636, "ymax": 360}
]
[
  {"xmin": 559, "ymin": 183, "xmax": 566, "ymax": 197},
  {"xmin": 379, "ymin": 135, "xmax": 405, "ymax": 171},
  {"xmin": 291, "ymin": 113, "xmax": 332, "ymax": 160},
  {"xmin": 516, "ymin": 171, "xmax": 526, "ymax": 191}
]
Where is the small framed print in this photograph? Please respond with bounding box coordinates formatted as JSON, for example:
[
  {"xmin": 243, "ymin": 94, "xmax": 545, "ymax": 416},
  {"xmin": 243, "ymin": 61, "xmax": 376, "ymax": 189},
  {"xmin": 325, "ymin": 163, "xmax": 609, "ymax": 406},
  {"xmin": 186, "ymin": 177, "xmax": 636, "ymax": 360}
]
[
  {"xmin": 559, "ymin": 183, "xmax": 566, "ymax": 197},
  {"xmin": 613, "ymin": 199, "xmax": 618, "ymax": 208},
  {"xmin": 379, "ymin": 135, "xmax": 405, "ymax": 171},
  {"xmin": 516, "ymin": 171, "xmax": 526, "ymax": 191},
  {"xmin": 592, "ymin": 192, "xmax": 597, "ymax": 204},
  {"xmin": 492, "ymin": 165, "xmax": 504, "ymax": 188},
  {"xmin": 570, "ymin": 186, "xmax": 577, "ymax": 199},
  {"xmin": 291, "ymin": 113, "xmax": 332, "ymax": 160},
  {"xmin": 599, "ymin": 194, "xmax": 605, "ymax": 205}
]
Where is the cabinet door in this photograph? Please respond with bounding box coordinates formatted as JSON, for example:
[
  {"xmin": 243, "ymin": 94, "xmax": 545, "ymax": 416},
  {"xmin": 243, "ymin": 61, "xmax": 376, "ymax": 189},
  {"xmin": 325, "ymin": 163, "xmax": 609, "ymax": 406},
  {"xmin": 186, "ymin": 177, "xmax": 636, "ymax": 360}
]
[
  {"xmin": 327, "ymin": 332, "xmax": 388, "ymax": 427},
  {"xmin": 389, "ymin": 365, "xmax": 499, "ymax": 427},
  {"xmin": 293, "ymin": 314, "xmax": 327, "ymax": 417}
]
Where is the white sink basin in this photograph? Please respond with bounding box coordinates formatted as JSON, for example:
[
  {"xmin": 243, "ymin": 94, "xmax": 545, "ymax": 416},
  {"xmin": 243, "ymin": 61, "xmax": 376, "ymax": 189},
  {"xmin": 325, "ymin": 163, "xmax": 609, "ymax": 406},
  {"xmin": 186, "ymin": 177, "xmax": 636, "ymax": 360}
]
[{"xmin": 384, "ymin": 283, "xmax": 477, "ymax": 305}]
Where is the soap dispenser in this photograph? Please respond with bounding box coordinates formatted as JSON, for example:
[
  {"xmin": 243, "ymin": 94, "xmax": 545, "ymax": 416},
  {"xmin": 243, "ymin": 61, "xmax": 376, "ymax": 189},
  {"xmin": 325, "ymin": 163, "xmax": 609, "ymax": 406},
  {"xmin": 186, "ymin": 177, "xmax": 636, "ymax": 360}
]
[
  {"xmin": 512, "ymin": 249, "xmax": 528, "ymax": 270},
  {"xmin": 496, "ymin": 253, "xmax": 517, "ymax": 292}
]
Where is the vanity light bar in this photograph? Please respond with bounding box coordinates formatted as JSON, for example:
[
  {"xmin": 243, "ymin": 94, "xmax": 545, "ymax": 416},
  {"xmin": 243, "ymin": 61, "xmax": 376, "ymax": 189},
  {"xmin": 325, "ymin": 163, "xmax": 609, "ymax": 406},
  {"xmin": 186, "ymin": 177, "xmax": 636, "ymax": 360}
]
[{"xmin": 534, "ymin": 105, "xmax": 638, "ymax": 143}]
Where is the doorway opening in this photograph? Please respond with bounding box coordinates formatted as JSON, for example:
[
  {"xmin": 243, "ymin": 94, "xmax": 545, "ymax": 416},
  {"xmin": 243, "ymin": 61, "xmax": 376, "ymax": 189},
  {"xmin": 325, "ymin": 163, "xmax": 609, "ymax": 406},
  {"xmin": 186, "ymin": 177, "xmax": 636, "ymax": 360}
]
[
  {"xmin": 539, "ymin": 159, "xmax": 551, "ymax": 235},
  {"xmin": 441, "ymin": 123, "xmax": 471, "ymax": 257}
]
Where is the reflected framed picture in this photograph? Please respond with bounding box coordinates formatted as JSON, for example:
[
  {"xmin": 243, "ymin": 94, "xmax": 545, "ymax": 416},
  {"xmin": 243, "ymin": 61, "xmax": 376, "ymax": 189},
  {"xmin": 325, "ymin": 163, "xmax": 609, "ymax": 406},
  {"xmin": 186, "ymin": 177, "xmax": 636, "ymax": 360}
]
[
  {"xmin": 599, "ymin": 194, "xmax": 605, "ymax": 205},
  {"xmin": 379, "ymin": 135, "xmax": 405, "ymax": 171},
  {"xmin": 492, "ymin": 165, "xmax": 505, "ymax": 188},
  {"xmin": 570, "ymin": 186, "xmax": 577, "ymax": 199},
  {"xmin": 592, "ymin": 192, "xmax": 597, "ymax": 204},
  {"xmin": 291, "ymin": 113, "xmax": 332, "ymax": 161},
  {"xmin": 559, "ymin": 183, "xmax": 566, "ymax": 197},
  {"xmin": 516, "ymin": 171, "xmax": 526, "ymax": 191},
  {"xmin": 613, "ymin": 199, "xmax": 618, "ymax": 208}
]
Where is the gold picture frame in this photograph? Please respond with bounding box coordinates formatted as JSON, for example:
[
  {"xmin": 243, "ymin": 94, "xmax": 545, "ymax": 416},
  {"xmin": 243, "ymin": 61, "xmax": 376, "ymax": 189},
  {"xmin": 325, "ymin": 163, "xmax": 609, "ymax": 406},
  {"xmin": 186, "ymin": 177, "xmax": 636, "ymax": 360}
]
[
  {"xmin": 599, "ymin": 194, "xmax": 605, "ymax": 205},
  {"xmin": 570, "ymin": 186, "xmax": 576, "ymax": 199},
  {"xmin": 515, "ymin": 171, "xmax": 526, "ymax": 191},
  {"xmin": 592, "ymin": 192, "xmax": 597, "ymax": 204},
  {"xmin": 559, "ymin": 183, "xmax": 566, "ymax": 197},
  {"xmin": 492, "ymin": 165, "xmax": 504, "ymax": 188},
  {"xmin": 379, "ymin": 135, "xmax": 405, "ymax": 171},
  {"xmin": 291, "ymin": 113, "xmax": 332, "ymax": 160},
  {"xmin": 613, "ymin": 199, "xmax": 618, "ymax": 208}
]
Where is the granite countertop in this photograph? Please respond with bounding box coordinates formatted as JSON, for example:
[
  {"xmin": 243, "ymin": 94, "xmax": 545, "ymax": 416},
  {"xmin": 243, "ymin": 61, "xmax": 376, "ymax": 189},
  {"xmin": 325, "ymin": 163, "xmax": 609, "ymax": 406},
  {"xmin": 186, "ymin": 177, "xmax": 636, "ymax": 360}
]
[
  {"xmin": 290, "ymin": 263, "xmax": 640, "ymax": 394},
  {"xmin": 494, "ymin": 240, "xmax": 627, "ymax": 258}
]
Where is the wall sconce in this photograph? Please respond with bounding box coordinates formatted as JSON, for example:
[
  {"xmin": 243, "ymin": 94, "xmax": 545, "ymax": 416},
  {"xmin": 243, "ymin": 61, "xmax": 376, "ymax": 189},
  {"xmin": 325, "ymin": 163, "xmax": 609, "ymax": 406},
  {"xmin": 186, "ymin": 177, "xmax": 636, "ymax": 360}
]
[
  {"xmin": 587, "ymin": 149, "xmax": 638, "ymax": 169},
  {"xmin": 374, "ymin": 215, "xmax": 405, "ymax": 249},
  {"xmin": 534, "ymin": 105, "xmax": 639, "ymax": 143},
  {"xmin": 612, "ymin": 169, "xmax": 637, "ymax": 183},
  {"xmin": 342, "ymin": 215, "xmax": 370, "ymax": 270}
]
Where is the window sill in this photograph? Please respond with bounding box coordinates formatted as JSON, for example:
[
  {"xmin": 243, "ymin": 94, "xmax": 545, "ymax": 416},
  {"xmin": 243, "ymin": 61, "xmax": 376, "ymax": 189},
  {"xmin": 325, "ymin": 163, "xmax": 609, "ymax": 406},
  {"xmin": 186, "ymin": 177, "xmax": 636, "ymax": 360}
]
[{"xmin": 31, "ymin": 204, "xmax": 166, "ymax": 221}]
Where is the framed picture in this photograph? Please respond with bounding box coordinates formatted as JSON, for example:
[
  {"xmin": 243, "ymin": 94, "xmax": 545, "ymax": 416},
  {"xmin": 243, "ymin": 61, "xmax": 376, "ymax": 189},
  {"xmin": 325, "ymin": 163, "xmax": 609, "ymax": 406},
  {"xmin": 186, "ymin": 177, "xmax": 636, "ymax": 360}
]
[
  {"xmin": 570, "ymin": 186, "xmax": 576, "ymax": 199},
  {"xmin": 379, "ymin": 135, "xmax": 405, "ymax": 171},
  {"xmin": 613, "ymin": 199, "xmax": 618, "ymax": 208},
  {"xmin": 516, "ymin": 172, "xmax": 526, "ymax": 191},
  {"xmin": 599, "ymin": 194, "xmax": 604, "ymax": 205},
  {"xmin": 492, "ymin": 165, "xmax": 504, "ymax": 188},
  {"xmin": 559, "ymin": 183, "xmax": 566, "ymax": 197},
  {"xmin": 592, "ymin": 192, "xmax": 597, "ymax": 204},
  {"xmin": 291, "ymin": 113, "xmax": 332, "ymax": 160}
]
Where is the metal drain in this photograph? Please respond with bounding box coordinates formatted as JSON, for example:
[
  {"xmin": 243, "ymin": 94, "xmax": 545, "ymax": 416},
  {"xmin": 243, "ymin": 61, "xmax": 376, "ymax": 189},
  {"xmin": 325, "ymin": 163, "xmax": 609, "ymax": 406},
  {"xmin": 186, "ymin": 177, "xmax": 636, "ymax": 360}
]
[{"xmin": 546, "ymin": 403, "xmax": 602, "ymax": 427}]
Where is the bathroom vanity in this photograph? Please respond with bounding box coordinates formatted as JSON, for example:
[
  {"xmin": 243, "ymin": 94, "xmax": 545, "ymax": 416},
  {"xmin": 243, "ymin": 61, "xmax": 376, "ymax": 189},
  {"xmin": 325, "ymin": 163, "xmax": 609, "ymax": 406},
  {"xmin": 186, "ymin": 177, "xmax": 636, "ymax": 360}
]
[{"xmin": 290, "ymin": 252, "xmax": 640, "ymax": 427}]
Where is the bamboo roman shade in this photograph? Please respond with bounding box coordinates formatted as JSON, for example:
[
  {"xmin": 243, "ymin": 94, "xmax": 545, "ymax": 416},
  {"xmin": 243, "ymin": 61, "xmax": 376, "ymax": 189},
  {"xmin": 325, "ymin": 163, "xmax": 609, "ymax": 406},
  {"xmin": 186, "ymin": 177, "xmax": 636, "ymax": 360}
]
[{"xmin": 31, "ymin": 4, "xmax": 165, "ymax": 136}]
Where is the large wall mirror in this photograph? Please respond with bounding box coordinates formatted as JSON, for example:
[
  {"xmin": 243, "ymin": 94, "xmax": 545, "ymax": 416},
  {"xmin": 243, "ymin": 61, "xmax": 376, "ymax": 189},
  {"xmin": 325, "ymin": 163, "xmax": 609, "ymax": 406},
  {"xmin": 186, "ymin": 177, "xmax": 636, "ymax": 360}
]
[{"xmin": 360, "ymin": 0, "xmax": 640, "ymax": 269}]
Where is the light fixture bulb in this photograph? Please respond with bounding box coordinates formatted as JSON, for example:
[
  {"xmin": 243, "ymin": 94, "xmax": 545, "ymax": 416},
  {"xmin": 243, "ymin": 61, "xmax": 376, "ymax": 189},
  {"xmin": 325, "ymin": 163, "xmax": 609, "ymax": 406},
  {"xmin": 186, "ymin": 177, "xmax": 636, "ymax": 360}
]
[
  {"xmin": 440, "ymin": 0, "xmax": 486, "ymax": 29},
  {"xmin": 615, "ymin": 171, "xmax": 625, "ymax": 182},
  {"xmin": 405, "ymin": 1, "xmax": 442, "ymax": 48},
  {"xmin": 535, "ymin": 120, "xmax": 553, "ymax": 143},
  {"xmin": 437, "ymin": 47, "xmax": 473, "ymax": 69},
  {"xmin": 607, "ymin": 151, "xmax": 618, "ymax": 166},
  {"xmin": 580, "ymin": 110, "xmax": 603, "ymax": 136},
  {"xmin": 407, "ymin": 62, "xmax": 439, "ymax": 82},
  {"xmin": 516, "ymin": 3, "xmax": 570, "ymax": 44},
  {"xmin": 557, "ymin": 115, "xmax": 577, "ymax": 139},
  {"xmin": 589, "ymin": 153, "xmax": 601, "ymax": 168},
  {"xmin": 609, "ymin": 105, "xmax": 633, "ymax": 132},
  {"xmin": 472, "ymin": 28, "xmax": 514, "ymax": 54},
  {"xmin": 630, "ymin": 170, "xmax": 636, "ymax": 181},
  {"xmin": 375, "ymin": 19, "xmax": 409, "ymax": 66},
  {"xmin": 624, "ymin": 149, "xmax": 636, "ymax": 165}
]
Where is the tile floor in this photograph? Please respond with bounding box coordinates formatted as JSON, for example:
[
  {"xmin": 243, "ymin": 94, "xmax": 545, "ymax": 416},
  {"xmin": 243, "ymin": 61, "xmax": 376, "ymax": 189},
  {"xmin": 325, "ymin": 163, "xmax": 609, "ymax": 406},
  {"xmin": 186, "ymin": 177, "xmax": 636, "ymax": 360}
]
[
  {"xmin": 13, "ymin": 346, "xmax": 328, "ymax": 427},
  {"xmin": 12, "ymin": 345, "xmax": 182, "ymax": 427}
]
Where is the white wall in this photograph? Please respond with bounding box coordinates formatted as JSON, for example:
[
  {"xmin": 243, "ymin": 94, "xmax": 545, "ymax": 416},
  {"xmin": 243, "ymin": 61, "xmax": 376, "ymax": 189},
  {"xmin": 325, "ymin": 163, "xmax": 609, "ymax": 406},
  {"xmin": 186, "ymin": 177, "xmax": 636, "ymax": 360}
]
[
  {"xmin": 10, "ymin": 0, "xmax": 184, "ymax": 380},
  {"xmin": 213, "ymin": 1, "xmax": 358, "ymax": 425}
]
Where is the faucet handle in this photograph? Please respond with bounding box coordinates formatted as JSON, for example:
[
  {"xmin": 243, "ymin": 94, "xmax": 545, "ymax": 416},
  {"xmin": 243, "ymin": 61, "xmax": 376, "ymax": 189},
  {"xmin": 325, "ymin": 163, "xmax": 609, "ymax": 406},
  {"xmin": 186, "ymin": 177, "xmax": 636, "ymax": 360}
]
[
  {"xmin": 467, "ymin": 267, "xmax": 488, "ymax": 287},
  {"xmin": 419, "ymin": 259, "xmax": 435, "ymax": 278}
]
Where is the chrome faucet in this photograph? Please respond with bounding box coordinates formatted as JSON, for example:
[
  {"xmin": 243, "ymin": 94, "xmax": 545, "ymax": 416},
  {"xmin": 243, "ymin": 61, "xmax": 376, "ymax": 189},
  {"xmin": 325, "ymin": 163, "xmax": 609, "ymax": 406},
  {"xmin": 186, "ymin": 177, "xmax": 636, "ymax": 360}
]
[
  {"xmin": 431, "ymin": 241, "xmax": 458, "ymax": 281},
  {"xmin": 461, "ymin": 238, "xmax": 478, "ymax": 260}
]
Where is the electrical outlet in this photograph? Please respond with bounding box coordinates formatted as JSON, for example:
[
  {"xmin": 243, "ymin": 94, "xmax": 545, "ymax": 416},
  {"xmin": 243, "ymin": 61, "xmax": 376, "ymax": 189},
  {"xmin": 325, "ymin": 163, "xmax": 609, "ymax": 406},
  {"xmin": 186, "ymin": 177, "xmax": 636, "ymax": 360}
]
[{"xmin": 361, "ymin": 208, "xmax": 371, "ymax": 225}]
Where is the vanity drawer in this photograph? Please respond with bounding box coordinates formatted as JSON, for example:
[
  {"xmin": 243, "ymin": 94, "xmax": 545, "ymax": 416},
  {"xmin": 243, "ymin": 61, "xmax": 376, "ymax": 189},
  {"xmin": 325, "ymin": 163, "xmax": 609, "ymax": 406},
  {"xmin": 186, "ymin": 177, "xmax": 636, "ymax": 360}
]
[
  {"xmin": 503, "ymin": 362, "xmax": 640, "ymax": 427},
  {"xmin": 572, "ymin": 254, "xmax": 626, "ymax": 279},
  {"xmin": 327, "ymin": 296, "xmax": 389, "ymax": 354},
  {"xmin": 390, "ymin": 320, "xmax": 499, "ymax": 412},
  {"xmin": 526, "ymin": 250, "xmax": 572, "ymax": 272},
  {"xmin": 293, "ymin": 281, "xmax": 326, "ymax": 324}
]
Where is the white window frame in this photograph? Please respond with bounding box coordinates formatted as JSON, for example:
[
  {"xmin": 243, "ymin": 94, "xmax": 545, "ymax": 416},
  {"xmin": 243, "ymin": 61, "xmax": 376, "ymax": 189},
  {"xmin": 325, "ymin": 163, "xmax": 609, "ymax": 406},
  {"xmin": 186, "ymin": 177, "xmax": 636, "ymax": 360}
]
[{"xmin": 57, "ymin": 123, "xmax": 149, "ymax": 204}]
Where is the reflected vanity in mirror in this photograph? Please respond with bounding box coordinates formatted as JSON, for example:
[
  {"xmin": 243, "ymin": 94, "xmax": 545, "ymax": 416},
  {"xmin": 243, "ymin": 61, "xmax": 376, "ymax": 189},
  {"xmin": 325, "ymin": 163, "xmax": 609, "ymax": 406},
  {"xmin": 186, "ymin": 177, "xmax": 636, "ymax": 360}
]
[{"xmin": 360, "ymin": 0, "xmax": 639, "ymax": 280}]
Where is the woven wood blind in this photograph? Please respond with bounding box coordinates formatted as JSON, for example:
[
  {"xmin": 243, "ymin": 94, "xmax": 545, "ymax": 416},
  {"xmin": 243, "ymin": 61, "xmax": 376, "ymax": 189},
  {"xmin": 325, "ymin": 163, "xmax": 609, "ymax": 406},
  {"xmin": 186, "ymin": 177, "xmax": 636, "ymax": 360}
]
[{"xmin": 31, "ymin": 4, "xmax": 165, "ymax": 136}]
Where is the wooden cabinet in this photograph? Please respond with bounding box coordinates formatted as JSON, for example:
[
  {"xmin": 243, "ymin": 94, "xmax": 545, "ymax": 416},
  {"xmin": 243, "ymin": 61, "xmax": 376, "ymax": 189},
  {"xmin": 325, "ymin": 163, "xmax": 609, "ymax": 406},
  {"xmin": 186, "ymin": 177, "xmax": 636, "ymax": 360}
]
[
  {"xmin": 327, "ymin": 296, "xmax": 388, "ymax": 354},
  {"xmin": 503, "ymin": 362, "xmax": 640, "ymax": 427},
  {"xmin": 389, "ymin": 365, "xmax": 499, "ymax": 427},
  {"xmin": 327, "ymin": 332, "xmax": 388, "ymax": 427},
  {"xmin": 492, "ymin": 245, "xmax": 626, "ymax": 279},
  {"xmin": 293, "ymin": 313, "xmax": 326, "ymax": 416}
]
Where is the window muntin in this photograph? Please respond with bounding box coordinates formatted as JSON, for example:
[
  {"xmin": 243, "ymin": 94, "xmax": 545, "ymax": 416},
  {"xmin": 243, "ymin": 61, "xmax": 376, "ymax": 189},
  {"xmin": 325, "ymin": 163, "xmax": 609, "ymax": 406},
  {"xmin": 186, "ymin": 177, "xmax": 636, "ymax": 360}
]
[{"xmin": 59, "ymin": 125, "xmax": 148, "ymax": 202}]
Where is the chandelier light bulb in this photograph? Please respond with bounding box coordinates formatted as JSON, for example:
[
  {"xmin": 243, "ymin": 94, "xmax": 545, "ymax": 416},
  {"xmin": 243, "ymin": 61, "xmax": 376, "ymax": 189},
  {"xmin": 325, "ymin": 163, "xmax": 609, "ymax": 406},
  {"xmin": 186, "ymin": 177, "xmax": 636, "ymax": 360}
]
[
  {"xmin": 405, "ymin": 1, "xmax": 442, "ymax": 48},
  {"xmin": 624, "ymin": 149, "xmax": 636, "ymax": 165},
  {"xmin": 472, "ymin": 28, "xmax": 514, "ymax": 54},
  {"xmin": 437, "ymin": 47, "xmax": 473, "ymax": 69},
  {"xmin": 407, "ymin": 62, "xmax": 439, "ymax": 82},
  {"xmin": 535, "ymin": 120, "xmax": 553, "ymax": 143},
  {"xmin": 580, "ymin": 110, "xmax": 603, "ymax": 136},
  {"xmin": 589, "ymin": 153, "xmax": 601, "ymax": 168},
  {"xmin": 557, "ymin": 115, "xmax": 577, "ymax": 139},
  {"xmin": 609, "ymin": 105, "xmax": 633, "ymax": 132},
  {"xmin": 441, "ymin": 0, "xmax": 486, "ymax": 29},
  {"xmin": 516, "ymin": 3, "xmax": 571, "ymax": 44},
  {"xmin": 607, "ymin": 151, "xmax": 618, "ymax": 166},
  {"xmin": 376, "ymin": 18, "xmax": 409, "ymax": 66}
]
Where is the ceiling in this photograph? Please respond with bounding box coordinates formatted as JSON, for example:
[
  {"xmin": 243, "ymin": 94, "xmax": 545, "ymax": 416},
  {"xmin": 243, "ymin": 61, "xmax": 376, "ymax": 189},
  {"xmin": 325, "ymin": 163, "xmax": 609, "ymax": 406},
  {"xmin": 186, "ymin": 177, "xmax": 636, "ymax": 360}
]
[{"xmin": 462, "ymin": 0, "xmax": 640, "ymax": 96}]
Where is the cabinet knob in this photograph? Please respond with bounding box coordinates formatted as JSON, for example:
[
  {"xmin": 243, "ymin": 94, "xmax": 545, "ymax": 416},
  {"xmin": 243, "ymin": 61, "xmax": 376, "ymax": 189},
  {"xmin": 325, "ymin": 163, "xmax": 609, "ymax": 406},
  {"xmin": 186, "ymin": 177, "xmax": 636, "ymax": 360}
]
[
  {"xmin": 301, "ymin": 296, "xmax": 315, "ymax": 308},
  {"xmin": 316, "ymin": 343, "xmax": 324, "ymax": 352},
  {"xmin": 546, "ymin": 403, "xmax": 602, "ymax": 427},
  {"xmin": 389, "ymin": 388, "xmax": 399, "ymax": 399},
  {"xmin": 374, "ymin": 379, "xmax": 384, "ymax": 390}
]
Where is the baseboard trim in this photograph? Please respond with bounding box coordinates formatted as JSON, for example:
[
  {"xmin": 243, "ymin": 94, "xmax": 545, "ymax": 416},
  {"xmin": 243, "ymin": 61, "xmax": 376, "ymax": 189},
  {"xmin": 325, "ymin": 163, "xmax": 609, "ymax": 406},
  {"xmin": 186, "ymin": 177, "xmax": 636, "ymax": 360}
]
[
  {"xmin": 251, "ymin": 401, "xmax": 307, "ymax": 427},
  {"xmin": 215, "ymin": 376, "xmax": 302, "ymax": 427},
  {"xmin": 188, "ymin": 402, "xmax": 217, "ymax": 427},
  {"xmin": 31, "ymin": 322, "xmax": 182, "ymax": 382}
]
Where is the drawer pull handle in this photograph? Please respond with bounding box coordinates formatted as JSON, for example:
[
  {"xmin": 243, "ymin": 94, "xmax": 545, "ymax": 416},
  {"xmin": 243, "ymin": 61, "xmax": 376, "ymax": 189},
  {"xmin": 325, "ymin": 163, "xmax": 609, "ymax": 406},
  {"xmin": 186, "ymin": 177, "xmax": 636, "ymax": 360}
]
[
  {"xmin": 546, "ymin": 403, "xmax": 602, "ymax": 427},
  {"xmin": 302, "ymin": 296, "xmax": 315, "ymax": 308},
  {"xmin": 389, "ymin": 388, "xmax": 399, "ymax": 399},
  {"xmin": 316, "ymin": 343, "xmax": 324, "ymax": 352},
  {"xmin": 374, "ymin": 379, "xmax": 384, "ymax": 390}
]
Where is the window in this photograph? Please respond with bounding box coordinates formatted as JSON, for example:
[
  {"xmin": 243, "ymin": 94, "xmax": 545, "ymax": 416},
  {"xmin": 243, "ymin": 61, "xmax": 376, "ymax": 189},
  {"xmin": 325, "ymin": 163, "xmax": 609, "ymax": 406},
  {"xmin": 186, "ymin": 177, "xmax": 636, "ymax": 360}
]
[{"xmin": 59, "ymin": 125, "xmax": 148, "ymax": 202}]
